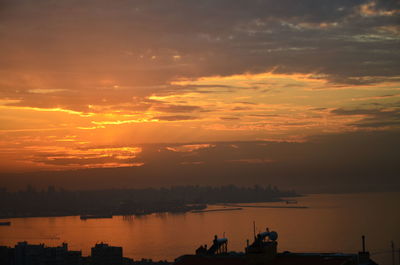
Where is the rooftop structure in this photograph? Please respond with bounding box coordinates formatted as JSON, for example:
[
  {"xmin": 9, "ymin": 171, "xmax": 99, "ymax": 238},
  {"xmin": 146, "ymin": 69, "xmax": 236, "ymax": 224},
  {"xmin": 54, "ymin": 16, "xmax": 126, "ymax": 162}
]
[
  {"xmin": 91, "ymin": 242, "xmax": 123, "ymax": 265},
  {"xmin": 174, "ymin": 228, "xmax": 379, "ymax": 265},
  {"xmin": 0, "ymin": 242, "xmax": 130, "ymax": 265},
  {"xmin": 13, "ymin": 241, "xmax": 82, "ymax": 265}
]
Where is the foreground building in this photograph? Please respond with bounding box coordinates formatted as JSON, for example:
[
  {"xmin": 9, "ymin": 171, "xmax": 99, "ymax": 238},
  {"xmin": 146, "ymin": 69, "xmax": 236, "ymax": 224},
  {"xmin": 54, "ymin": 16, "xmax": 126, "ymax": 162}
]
[
  {"xmin": 91, "ymin": 243, "xmax": 123, "ymax": 265},
  {"xmin": 174, "ymin": 230, "xmax": 378, "ymax": 265},
  {"xmin": 8, "ymin": 242, "xmax": 82, "ymax": 265},
  {"xmin": 0, "ymin": 230, "xmax": 379, "ymax": 265},
  {"xmin": 0, "ymin": 242, "xmax": 168, "ymax": 265}
]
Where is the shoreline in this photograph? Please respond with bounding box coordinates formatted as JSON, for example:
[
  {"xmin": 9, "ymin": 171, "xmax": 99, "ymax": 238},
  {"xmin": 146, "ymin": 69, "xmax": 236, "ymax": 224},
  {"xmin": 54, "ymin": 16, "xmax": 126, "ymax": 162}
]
[{"xmin": 0, "ymin": 198, "xmax": 304, "ymax": 220}]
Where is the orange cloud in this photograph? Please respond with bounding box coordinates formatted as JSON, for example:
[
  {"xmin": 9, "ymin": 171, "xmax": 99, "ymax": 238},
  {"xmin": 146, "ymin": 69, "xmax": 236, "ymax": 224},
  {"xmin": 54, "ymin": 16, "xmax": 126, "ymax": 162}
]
[
  {"xmin": 1, "ymin": 70, "xmax": 399, "ymax": 172},
  {"xmin": 165, "ymin": 144, "xmax": 215, "ymax": 153}
]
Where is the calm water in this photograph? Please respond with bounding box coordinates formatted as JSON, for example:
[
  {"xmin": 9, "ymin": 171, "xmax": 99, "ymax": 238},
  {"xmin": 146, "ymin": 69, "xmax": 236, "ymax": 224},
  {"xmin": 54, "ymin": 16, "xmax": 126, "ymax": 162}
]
[{"xmin": 1, "ymin": 192, "xmax": 399, "ymax": 265}]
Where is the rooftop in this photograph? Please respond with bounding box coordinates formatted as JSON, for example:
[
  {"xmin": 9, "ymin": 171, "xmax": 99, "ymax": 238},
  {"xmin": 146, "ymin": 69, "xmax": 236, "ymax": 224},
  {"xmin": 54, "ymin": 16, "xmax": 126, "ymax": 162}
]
[{"xmin": 174, "ymin": 253, "xmax": 377, "ymax": 265}]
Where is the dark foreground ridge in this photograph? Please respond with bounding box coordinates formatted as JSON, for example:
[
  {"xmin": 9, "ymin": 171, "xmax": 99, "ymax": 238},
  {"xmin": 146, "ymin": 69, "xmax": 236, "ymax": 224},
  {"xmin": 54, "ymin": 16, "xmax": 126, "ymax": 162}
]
[
  {"xmin": 0, "ymin": 185, "xmax": 297, "ymax": 219},
  {"xmin": 0, "ymin": 229, "xmax": 379, "ymax": 265}
]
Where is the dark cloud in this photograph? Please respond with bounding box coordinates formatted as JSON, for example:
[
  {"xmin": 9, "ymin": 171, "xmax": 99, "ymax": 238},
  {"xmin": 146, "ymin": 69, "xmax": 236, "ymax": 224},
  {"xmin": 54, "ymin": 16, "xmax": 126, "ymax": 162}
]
[
  {"xmin": 152, "ymin": 104, "xmax": 202, "ymax": 113},
  {"xmin": 235, "ymin": 101, "xmax": 258, "ymax": 105},
  {"xmin": 153, "ymin": 115, "xmax": 198, "ymax": 121},
  {"xmin": 1, "ymin": 0, "xmax": 399, "ymax": 110},
  {"xmin": 249, "ymin": 114, "xmax": 281, "ymax": 117},
  {"xmin": 232, "ymin": 106, "xmax": 253, "ymax": 111},
  {"xmin": 2, "ymin": 130, "xmax": 399, "ymax": 192},
  {"xmin": 219, "ymin": 117, "xmax": 240, "ymax": 121},
  {"xmin": 331, "ymin": 108, "xmax": 383, "ymax": 115},
  {"xmin": 331, "ymin": 107, "xmax": 400, "ymax": 128},
  {"xmin": 35, "ymin": 156, "xmax": 131, "ymax": 166}
]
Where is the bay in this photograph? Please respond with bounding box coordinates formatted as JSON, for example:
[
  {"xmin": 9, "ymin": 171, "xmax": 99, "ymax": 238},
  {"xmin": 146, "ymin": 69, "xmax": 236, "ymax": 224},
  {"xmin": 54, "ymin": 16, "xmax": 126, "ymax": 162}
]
[{"xmin": 0, "ymin": 192, "xmax": 399, "ymax": 265}]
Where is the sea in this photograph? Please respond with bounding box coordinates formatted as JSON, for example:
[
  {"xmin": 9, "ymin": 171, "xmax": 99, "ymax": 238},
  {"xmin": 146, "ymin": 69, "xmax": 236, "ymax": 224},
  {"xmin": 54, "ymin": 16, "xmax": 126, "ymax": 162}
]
[{"xmin": 0, "ymin": 192, "xmax": 399, "ymax": 265}]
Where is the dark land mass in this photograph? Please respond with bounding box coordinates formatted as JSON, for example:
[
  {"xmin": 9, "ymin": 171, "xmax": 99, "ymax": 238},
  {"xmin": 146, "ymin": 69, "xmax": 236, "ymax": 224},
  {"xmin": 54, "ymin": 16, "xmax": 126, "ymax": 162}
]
[
  {"xmin": 220, "ymin": 204, "xmax": 308, "ymax": 209},
  {"xmin": 191, "ymin": 207, "xmax": 243, "ymax": 213},
  {"xmin": 0, "ymin": 185, "xmax": 297, "ymax": 219}
]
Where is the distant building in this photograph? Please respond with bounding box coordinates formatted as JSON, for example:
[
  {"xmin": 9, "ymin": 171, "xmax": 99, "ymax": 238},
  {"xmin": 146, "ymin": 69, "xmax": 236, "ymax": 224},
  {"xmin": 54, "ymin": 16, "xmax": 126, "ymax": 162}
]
[
  {"xmin": 1, "ymin": 242, "xmax": 133, "ymax": 265},
  {"xmin": 91, "ymin": 242, "xmax": 123, "ymax": 265},
  {"xmin": 14, "ymin": 241, "xmax": 82, "ymax": 265}
]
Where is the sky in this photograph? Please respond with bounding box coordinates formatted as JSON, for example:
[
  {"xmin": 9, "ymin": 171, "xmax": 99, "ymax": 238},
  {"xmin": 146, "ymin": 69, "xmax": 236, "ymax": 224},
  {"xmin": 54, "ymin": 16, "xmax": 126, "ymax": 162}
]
[{"xmin": 0, "ymin": 0, "xmax": 399, "ymax": 191}]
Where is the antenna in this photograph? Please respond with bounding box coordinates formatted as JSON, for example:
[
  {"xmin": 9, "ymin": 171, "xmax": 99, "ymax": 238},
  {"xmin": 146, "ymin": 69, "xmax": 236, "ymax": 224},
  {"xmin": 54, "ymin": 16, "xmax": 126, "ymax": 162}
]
[
  {"xmin": 391, "ymin": 241, "xmax": 395, "ymax": 265},
  {"xmin": 253, "ymin": 221, "xmax": 256, "ymax": 240},
  {"xmin": 362, "ymin": 235, "xmax": 365, "ymax": 252}
]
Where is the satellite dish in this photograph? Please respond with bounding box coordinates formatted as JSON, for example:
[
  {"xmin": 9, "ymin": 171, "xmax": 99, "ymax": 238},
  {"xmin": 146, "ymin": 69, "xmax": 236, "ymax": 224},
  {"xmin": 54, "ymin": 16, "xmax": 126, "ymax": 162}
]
[{"xmin": 269, "ymin": 231, "xmax": 278, "ymax": 241}]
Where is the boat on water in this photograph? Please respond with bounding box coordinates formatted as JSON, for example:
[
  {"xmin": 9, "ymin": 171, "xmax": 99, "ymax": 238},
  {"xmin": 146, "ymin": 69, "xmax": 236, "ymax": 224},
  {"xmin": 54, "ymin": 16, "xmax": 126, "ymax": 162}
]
[
  {"xmin": 80, "ymin": 214, "xmax": 113, "ymax": 220},
  {"xmin": 0, "ymin": 221, "xmax": 11, "ymax": 226}
]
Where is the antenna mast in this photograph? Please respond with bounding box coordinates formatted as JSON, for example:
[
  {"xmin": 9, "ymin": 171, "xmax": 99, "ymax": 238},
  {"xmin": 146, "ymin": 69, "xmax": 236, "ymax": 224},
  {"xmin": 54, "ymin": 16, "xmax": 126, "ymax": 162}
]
[{"xmin": 253, "ymin": 221, "xmax": 256, "ymax": 241}]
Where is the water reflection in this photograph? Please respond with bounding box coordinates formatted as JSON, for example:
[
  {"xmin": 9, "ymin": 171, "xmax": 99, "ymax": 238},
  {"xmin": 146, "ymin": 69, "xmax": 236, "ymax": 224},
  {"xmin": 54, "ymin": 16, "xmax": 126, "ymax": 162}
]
[{"xmin": 0, "ymin": 192, "xmax": 399, "ymax": 265}]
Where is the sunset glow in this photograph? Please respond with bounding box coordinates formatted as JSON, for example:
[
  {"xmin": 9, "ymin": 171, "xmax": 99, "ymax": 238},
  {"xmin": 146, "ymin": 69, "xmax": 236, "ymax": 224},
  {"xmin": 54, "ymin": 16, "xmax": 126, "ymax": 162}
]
[
  {"xmin": 1, "ymin": 3, "xmax": 400, "ymax": 265},
  {"xmin": 0, "ymin": 0, "xmax": 398, "ymax": 194},
  {"xmin": 1, "ymin": 68, "xmax": 399, "ymax": 173}
]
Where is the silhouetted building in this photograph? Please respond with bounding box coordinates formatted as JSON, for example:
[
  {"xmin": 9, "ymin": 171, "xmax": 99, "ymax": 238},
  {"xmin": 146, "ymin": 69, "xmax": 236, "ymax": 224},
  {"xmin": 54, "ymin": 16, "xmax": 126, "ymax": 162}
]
[
  {"xmin": 174, "ymin": 229, "xmax": 379, "ymax": 265},
  {"xmin": 1, "ymin": 242, "xmax": 175, "ymax": 265},
  {"xmin": 14, "ymin": 242, "xmax": 82, "ymax": 265},
  {"xmin": 244, "ymin": 229, "xmax": 278, "ymax": 264},
  {"xmin": 0, "ymin": 233, "xmax": 379, "ymax": 265},
  {"xmin": 91, "ymin": 243, "xmax": 122, "ymax": 265},
  {"xmin": 0, "ymin": 246, "xmax": 14, "ymax": 265}
]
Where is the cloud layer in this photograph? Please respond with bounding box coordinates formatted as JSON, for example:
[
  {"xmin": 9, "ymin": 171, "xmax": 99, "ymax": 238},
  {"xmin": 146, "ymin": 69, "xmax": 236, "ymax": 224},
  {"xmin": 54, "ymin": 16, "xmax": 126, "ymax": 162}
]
[
  {"xmin": 1, "ymin": 131, "xmax": 399, "ymax": 192},
  {"xmin": 1, "ymin": 0, "xmax": 399, "ymax": 110},
  {"xmin": 0, "ymin": 0, "xmax": 399, "ymax": 188}
]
